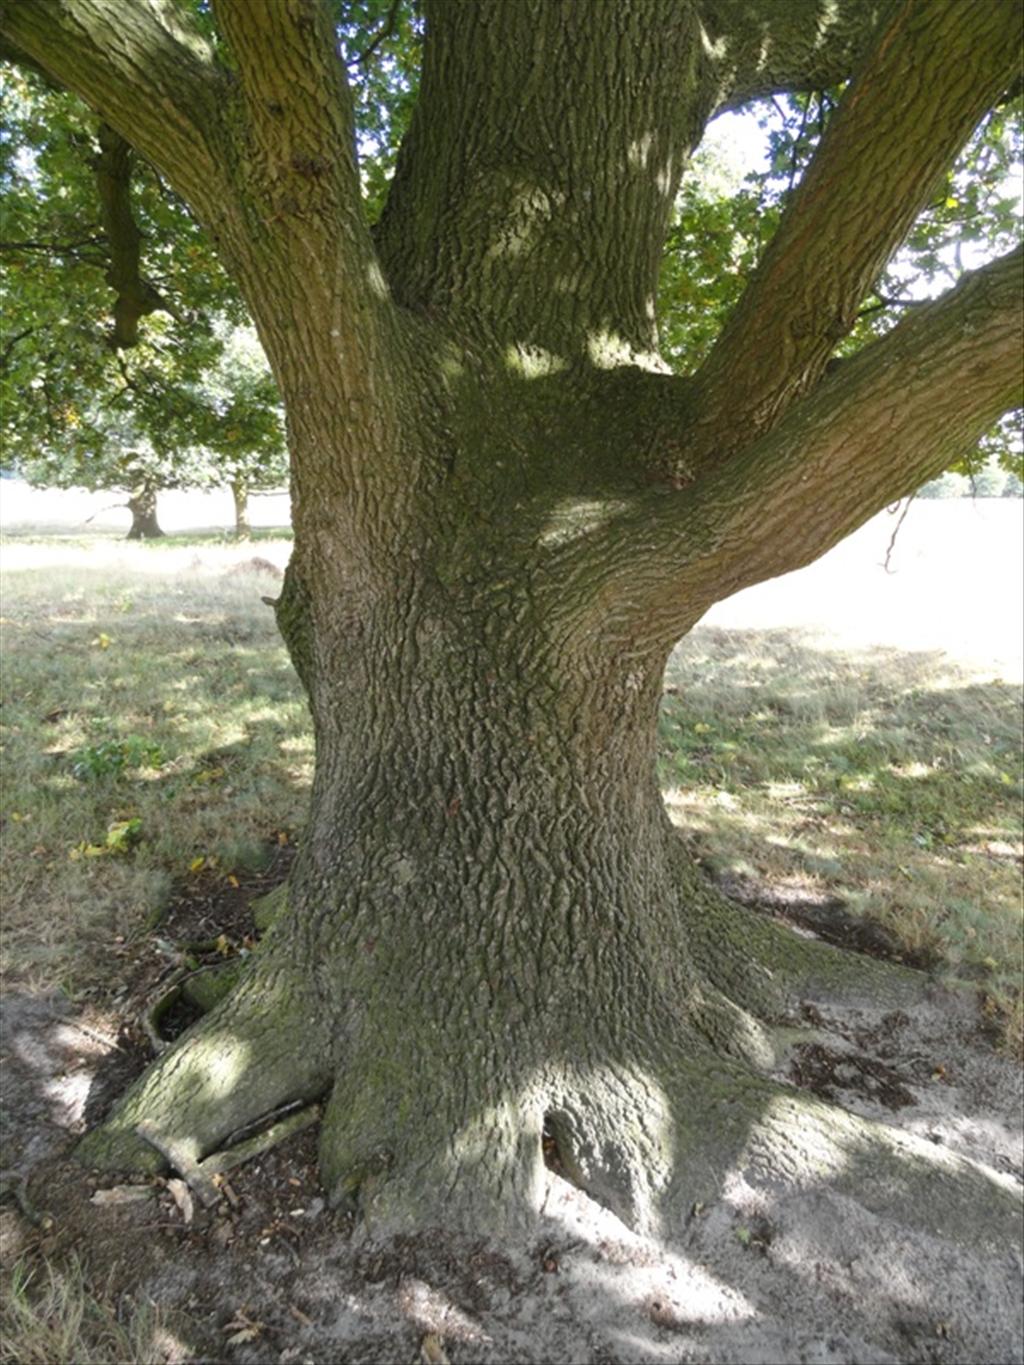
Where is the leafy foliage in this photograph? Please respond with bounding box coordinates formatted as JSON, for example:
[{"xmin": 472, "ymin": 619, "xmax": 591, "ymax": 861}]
[
  {"xmin": 0, "ymin": 68, "xmax": 285, "ymax": 499},
  {"xmin": 335, "ymin": 0, "xmax": 423, "ymax": 222},
  {"xmin": 1, "ymin": 10, "xmax": 1020, "ymax": 494}
]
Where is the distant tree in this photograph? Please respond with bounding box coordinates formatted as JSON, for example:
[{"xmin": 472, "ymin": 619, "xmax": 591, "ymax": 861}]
[
  {"xmin": 970, "ymin": 465, "xmax": 1009, "ymax": 498},
  {"xmin": 11, "ymin": 324, "xmax": 285, "ymax": 536},
  {"xmin": 0, "ymin": 67, "xmax": 285, "ymax": 536},
  {"xmin": 917, "ymin": 473, "xmax": 961, "ymax": 500}
]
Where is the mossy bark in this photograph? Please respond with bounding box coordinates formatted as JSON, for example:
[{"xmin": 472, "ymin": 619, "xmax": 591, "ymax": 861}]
[{"xmin": 20, "ymin": 0, "xmax": 1020, "ymax": 1244}]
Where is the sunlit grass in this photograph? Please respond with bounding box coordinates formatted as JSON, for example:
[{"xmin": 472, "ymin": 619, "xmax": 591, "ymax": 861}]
[
  {"xmin": 1, "ymin": 537, "xmax": 1020, "ymax": 1054},
  {"xmin": 662, "ymin": 627, "xmax": 1023, "ymax": 1052},
  {"xmin": 0, "ymin": 542, "xmax": 309, "ymax": 997}
]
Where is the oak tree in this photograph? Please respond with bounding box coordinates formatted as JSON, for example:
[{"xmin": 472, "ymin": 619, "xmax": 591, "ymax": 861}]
[{"xmin": 2, "ymin": 0, "xmax": 1020, "ymax": 1238}]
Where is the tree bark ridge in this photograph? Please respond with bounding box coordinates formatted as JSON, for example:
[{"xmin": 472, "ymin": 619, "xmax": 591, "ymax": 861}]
[{"xmin": 699, "ymin": 0, "xmax": 892, "ymax": 112}]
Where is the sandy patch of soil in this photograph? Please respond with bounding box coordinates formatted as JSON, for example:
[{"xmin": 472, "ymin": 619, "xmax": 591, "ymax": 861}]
[{"xmin": 1, "ymin": 873, "xmax": 1021, "ymax": 1364}]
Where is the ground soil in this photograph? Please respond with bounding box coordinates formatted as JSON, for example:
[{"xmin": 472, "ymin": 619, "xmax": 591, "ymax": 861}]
[{"xmin": 1, "ymin": 859, "xmax": 1021, "ymax": 1364}]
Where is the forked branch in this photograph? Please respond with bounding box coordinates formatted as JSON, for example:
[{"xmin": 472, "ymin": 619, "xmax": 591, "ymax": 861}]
[
  {"xmin": 576, "ymin": 246, "xmax": 1022, "ymax": 641},
  {"xmin": 689, "ymin": 0, "xmax": 1022, "ymax": 468},
  {"xmin": 0, "ymin": 0, "xmax": 223, "ymax": 211},
  {"xmin": 94, "ymin": 126, "xmax": 173, "ymax": 348},
  {"xmin": 682, "ymin": 245, "xmax": 1023, "ymax": 607},
  {"xmin": 700, "ymin": 0, "xmax": 889, "ymax": 112}
]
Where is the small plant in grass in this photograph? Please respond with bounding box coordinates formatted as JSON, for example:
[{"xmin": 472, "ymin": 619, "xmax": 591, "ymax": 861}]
[
  {"xmin": 218, "ymin": 837, "xmax": 275, "ymax": 874},
  {"xmin": 69, "ymin": 817, "xmax": 144, "ymax": 860},
  {"xmin": 71, "ymin": 736, "xmax": 167, "ymax": 781}
]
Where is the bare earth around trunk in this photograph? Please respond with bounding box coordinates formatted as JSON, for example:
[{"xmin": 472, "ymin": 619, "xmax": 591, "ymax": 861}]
[
  {"xmin": 3, "ymin": 926, "xmax": 1020, "ymax": 1365},
  {"xmin": 2, "ymin": 1, "xmax": 1022, "ymax": 1358}
]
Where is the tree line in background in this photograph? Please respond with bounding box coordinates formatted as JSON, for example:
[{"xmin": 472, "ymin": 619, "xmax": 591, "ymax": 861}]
[
  {"xmin": 2, "ymin": 2, "xmax": 1019, "ymax": 537},
  {"xmin": 1, "ymin": 66, "xmax": 285, "ymax": 537},
  {"xmin": 918, "ymin": 468, "xmax": 1022, "ymax": 498}
]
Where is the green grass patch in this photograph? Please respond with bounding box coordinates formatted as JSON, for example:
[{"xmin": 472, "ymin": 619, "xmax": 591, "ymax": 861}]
[
  {"xmin": 0, "ymin": 538, "xmax": 308, "ymax": 998},
  {"xmin": 662, "ymin": 627, "xmax": 1024, "ymax": 1053}
]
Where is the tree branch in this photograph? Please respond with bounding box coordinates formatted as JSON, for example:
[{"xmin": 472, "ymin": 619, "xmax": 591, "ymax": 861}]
[
  {"xmin": 0, "ymin": 0, "xmax": 224, "ymax": 213},
  {"xmin": 206, "ymin": 0, "xmax": 393, "ymax": 359},
  {"xmin": 699, "ymin": 0, "xmax": 890, "ymax": 112},
  {"xmin": 585, "ymin": 246, "xmax": 1022, "ymax": 643},
  {"xmin": 209, "ymin": 0, "xmax": 367, "ymax": 245},
  {"xmin": 203, "ymin": 0, "xmax": 410, "ymax": 546},
  {"xmin": 347, "ymin": 0, "xmax": 403, "ymax": 69},
  {"xmin": 686, "ymin": 0, "xmax": 1023, "ymax": 472},
  {"xmin": 0, "ymin": 238, "xmax": 106, "ymax": 261},
  {"xmin": 375, "ymin": 0, "xmax": 701, "ymax": 356},
  {"xmin": 688, "ymin": 245, "xmax": 1022, "ymax": 594},
  {"xmin": 0, "ymin": 325, "xmax": 39, "ymax": 372},
  {"xmin": 93, "ymin": 125, "xmax": 173, "ymax": 348}
]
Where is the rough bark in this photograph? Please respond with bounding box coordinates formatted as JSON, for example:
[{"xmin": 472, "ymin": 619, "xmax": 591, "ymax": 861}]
[
  {"xmin": 78, "ymin": 579, "xmax": 1015, "ymax": 1242},
  {"xmin": 698, "ymin": 0, "xmax": 892, "ymax": 113},
  {"xmin": 125, "ymin": 483, "xmax": 163, "ymax": 540},
  {"xmin": 8, "ymin": 0, "xmax": 1022, "ymax": 1242}
]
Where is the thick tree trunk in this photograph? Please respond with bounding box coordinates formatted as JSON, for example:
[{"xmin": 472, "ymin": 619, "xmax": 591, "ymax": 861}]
[
  {"xmin": 73, "ymin": 569, "xmax": 803, "ymax": 1223},
  {"xmin": 43, "ymin": 0, "xmax": 1020, "ymax": 1251},
  {"xmin": 231, "ymin": 480, "xmax": 250, "ymax": 539},
  {"xmin": 125, "ymin": 484, "xmax": 163, "ymax": 540},
  {"xmin": 78, "ymin": 408, "xmax": 1013, "ymax": 1245}
]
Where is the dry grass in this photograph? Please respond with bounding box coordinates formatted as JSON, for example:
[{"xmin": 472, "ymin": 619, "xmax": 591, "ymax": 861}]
[
  {"xmin": 1, "ymin": 526, "xmax": 1021, "ymax": 1051},
  {"xmin": 0, "ymin": 1255, "xmax": 193, "ymax": 1365},
  {"xmin": 0, "ymin": 538, "xmax": 307, "ymax": 998},
  {"xmin": 663, "ymin": 627, "xmax": 1024, "ymax": 1051}
]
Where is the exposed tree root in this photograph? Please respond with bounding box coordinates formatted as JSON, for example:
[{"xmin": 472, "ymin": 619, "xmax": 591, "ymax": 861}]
[
  {"xmin": 665, "ymin": 833, "xmax": 937, "ymax": 1016},
  {"xmin": 251, "ymin": 880, "xmax": 289, "ymax": 933},
  {"xmin": 79, "ymin": 860, "xmax": 1017, "ymax": 1251},
  {"xmin": 311, "ymin": 1032, "xmax": 1022, "ymax": 1246},
  {"xmin": 78, "ymin": 953, "xmax": 331, "ymax": 1176},
  {"xmin": 0, "ymin": 1171, "xmax": 54, "ymax": 1230},
  {"xmin": 140, "ymin": 972, "xmax": 188, "ymax": 1056},
  {"xmin": 136, "ymin": 1104, "xmax": 321, "ymax": 1205}
]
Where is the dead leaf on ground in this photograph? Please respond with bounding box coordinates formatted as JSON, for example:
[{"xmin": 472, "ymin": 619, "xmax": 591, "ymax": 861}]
[
  {"xmin": 90, "ymin": 1185, "xmax": 154, "ymax": 1207},
  {"xmin": 166, "ymin": 1177, "xmax": 194, "ymax": 1225},
  {"xmin": 224, "ymin": 1309, "xmax": 264, "ymax": 1345}
]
